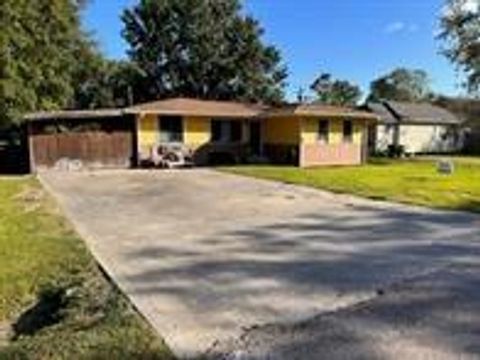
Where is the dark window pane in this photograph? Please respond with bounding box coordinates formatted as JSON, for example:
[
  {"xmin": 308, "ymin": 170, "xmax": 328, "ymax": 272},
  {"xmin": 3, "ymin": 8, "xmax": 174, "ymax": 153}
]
[
  {"xmin": 318, "ymin": 119, "xmax": 329, "ymax": 142},
  {"xmin": 211, "ymin": 120, "xmax": 222, "ymax": 142},
  {"xmin": 159, "ymin": 116, "xmax": 183, "ymax": 143},
  {"xmin": 343, "ymin": 120, "xmax": 353, "ymax": 142},
  {"xmin": 211, "ymin": 120, "xmax": 242, "ymax": 143},
  {"xmin": 230, "ymin": 121, "xmax": 242, "ymax": 142}
]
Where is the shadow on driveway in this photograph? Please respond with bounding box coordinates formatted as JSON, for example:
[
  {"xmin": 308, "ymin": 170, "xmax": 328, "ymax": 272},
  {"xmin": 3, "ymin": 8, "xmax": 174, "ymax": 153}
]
[{"xmin": 39, "ymin": 170, "xmax": 480, "ymax": 358}]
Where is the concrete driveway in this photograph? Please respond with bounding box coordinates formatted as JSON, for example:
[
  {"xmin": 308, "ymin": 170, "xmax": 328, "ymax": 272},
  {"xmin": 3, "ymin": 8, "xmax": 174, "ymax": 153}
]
[{"xmin": 39, "ymin": 169, "xmax": 480, "ymax": 358}]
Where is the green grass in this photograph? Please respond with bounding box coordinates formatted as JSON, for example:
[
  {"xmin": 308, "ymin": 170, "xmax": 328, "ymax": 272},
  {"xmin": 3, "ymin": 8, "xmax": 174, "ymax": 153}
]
[
  {"xmin": 0, "ymin": 177, "xmax": 174, "ymax": 359},
  {"xmin": 222, "ymin": 157, "xmax": 480, "ymax": 213}
]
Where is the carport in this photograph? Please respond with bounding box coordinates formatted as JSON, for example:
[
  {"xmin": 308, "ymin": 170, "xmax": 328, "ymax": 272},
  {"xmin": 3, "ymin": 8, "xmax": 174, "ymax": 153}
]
[{"xmin": 25, "ymin": 110, "xmax": 137, "ymax": 171}]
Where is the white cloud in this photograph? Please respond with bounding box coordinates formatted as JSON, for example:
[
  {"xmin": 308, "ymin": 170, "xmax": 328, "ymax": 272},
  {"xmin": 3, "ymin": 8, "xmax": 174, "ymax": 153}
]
[
  {"xmin": 384, "ymin": 21, "xmax": 420, "ymax": 35},
  {"xmin": 408, "ymin": 24, "xmax": 419, "ymax": 33},
  {"xmin": 385, "ymin": 21, "xmax": 406, "ymax": 34}
]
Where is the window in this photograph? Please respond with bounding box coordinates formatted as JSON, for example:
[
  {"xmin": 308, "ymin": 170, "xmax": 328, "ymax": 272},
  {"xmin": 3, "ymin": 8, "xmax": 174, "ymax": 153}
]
[
  {"xmin": 318, "ymin": 119, "xmax": 329, "ymax": 143},
  {"xmin": 211, "ymin": 120, "xmax": 223, "ymax": 142},
  {"xmin": 343, "ymin": 120, "xmax": 353, "ymax": 142},
  {"xmin": 230, "ymin": 121, "xmax": 243, "ymax": 142},
  {"xmin": 159, "ymin": 116, "xmax": 183, "ymax": 143},
  {"xmin": 211, "ymin": 120, "xmax": 243, "ymax": 143}
]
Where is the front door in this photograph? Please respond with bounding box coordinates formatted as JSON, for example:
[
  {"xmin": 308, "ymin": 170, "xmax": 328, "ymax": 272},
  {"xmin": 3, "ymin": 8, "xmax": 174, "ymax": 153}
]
[{"xmin": 249, "ymin": 121, "xmax": 262, "ymax": 156}]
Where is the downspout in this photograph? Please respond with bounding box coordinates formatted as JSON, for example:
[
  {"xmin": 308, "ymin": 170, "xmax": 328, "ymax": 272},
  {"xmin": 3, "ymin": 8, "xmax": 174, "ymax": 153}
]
[{"xmin": 298, "ymin": 117, "xmax": 304, "ymax": 167}]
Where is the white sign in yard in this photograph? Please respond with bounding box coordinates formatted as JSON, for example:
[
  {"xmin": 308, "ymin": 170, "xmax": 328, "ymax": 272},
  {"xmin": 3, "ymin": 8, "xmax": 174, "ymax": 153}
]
[{"xmin": 437, "ymin": 159, "xmax": 455, "ymax": 175}]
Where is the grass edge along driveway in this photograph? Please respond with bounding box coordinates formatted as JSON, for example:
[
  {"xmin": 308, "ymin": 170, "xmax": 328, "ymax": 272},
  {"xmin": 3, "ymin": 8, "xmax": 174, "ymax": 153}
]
[
  {"xmin": 221, "ymin": 157, "xmax": 480, "ymax": 214},
  {"xmin": 0, "ymin": 176, "xmax": 175, "ymax": 359}
]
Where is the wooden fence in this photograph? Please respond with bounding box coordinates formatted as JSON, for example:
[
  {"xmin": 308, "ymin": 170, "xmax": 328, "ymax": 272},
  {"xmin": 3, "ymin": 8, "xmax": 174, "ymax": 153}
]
[{"xmin": 31, "ymin": 131, "xmax": 134, "ymax": 169}]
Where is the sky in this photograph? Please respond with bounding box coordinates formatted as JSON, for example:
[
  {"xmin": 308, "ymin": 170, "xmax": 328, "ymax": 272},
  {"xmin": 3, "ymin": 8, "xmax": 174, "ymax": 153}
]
[{"xmin": 82, "ymin": 0, "xmax": 467, "ymax": 101}]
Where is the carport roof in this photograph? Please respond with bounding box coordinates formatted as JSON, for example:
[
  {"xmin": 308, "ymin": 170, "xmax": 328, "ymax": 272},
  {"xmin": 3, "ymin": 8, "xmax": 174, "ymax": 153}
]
[
  {"xmin": 125, "ymin": 98, "xmax": 266, "ymax": 118},
  {"xmin": 24, "ymin": 109, "xmax": 124, "ymax": 121}
]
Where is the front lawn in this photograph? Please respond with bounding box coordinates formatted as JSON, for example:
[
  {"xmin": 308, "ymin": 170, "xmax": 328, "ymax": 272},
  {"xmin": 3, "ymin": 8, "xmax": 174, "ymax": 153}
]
[
  {"xmin": 0, "ymin": 177, "xmax": 174, "ymax": 359},
  {"xmin": 222, "ymin": 157, "xmax": 480, "ymax": 213}
]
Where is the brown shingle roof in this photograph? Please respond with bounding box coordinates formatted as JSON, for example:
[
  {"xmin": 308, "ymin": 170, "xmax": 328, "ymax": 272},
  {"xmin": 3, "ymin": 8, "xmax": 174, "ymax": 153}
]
[
  {"xmin": 381, "ymin": 101, "xmax": 461, "ymax": 125},
  {"xmin": 266, "ymin": 103, "xmax": 379, "ymax": 120},
  {"xmin": 25, "ymin": 98, "xmax": 382, "ymax": 122},
  {"xmin": 364, "ymin": 103, "xmax": 397, "ymax": 124},
  {"xmin": 125, "ymin": 98, "xmax": 265, "ymax": 118}
]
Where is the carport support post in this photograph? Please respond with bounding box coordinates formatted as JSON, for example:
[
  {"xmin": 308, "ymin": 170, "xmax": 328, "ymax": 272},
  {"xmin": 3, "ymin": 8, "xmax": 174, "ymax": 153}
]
[
  {"xmin": 361, "ymin": 123, "xmax": 369, "ymax": 164},
  {"xmin": 26, "ymin": 121, "xmax": 36, "ymax": 174},
  {"xmin": 298, "ymin": 118, "xmax": 305, "ymax": 168},
  {"xmin": 132, "ymin": 114, "xmax": 140, "ymax": 168}
]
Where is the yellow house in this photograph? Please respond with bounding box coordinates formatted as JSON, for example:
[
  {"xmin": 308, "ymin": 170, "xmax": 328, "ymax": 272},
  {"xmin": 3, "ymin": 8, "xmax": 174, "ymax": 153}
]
[
  {"xmin": 126, "ymin": 98, "xmax": 265, "ymax": 165},
  {"xmin": 126, "ymin": 98, "xmax": 378, "ymax": 167},
  {"xmin": 264, "ymin": 104, "xmax": 377, "ymax": 166},
  {"xmin": 24, "ymin": 97, "xmax": 378, "ymax": 171}
]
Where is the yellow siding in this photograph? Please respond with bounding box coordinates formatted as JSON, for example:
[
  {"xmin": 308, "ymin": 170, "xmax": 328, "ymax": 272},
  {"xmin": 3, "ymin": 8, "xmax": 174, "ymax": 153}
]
[
  {"xmin": 352, "ymin": 120, "xmax": 363, "ymax": 145},
  {"xmin": 301, "ymin": 118, "xmax": 319, "ymax": 144},
  {"xmin": 330, "ymin": 120, "xmax": 343, "ymax": 144},
  {"xmin": 137, "ymin": 113, "xmax": 158, "ymax": 151},
  {"xmin": 136, "ymin": 113, "xmax": 366, "ymax": 151},
  {"xmin": 264, "ymin": 117, "xmax": 300, "ymax": 145},
  {"xmin": 301, "ymin": 118, "xmax": 364, "ymax": 145},
  {"xmin": 184, "ymin": 116, "xmax": 210, "ymax": 148},
  {"xmin": 137, "ymin": 115, "xmax": 212, "ymax": 151}
]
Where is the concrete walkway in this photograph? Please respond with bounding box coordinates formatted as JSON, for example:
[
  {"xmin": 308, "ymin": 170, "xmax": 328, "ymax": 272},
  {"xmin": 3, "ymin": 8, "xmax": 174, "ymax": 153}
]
[{"xmin": 39, "ymin": 169, "xmax": 480, "ymax": 358}]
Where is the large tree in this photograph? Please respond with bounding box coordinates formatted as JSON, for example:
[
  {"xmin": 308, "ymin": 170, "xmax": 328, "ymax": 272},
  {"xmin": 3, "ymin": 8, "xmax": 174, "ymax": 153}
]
[
  {"xmin": 72, "ymin": 56, "xmax": 144, "ymax": 109},
  {"xmin": 310, "ymin": 73, "xmax": 362, "ymax": 106},
  {"xmin": 440, "ymin": 0, "xmax": 480, "ymax": 94},
  {"xmin": 121, "ymin": 0, "xmax": 287, "ymax": 104},
  {"xmin": 0, "ymin": 0, "xmax": 95, "ymax": 126},
  {"xmin": 368, "ymin": 68, "xmax": 432, "ymax": 102}
]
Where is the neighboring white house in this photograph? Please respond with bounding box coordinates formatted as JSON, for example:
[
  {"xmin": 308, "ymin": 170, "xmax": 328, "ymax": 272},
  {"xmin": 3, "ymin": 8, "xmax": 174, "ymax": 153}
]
[{"xmin": 366, "ymin": 101, "xmax": 464, "ymax": 154}]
